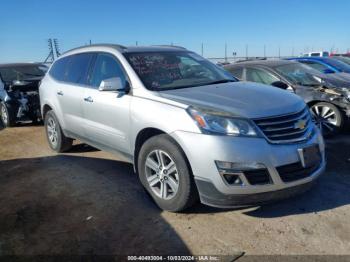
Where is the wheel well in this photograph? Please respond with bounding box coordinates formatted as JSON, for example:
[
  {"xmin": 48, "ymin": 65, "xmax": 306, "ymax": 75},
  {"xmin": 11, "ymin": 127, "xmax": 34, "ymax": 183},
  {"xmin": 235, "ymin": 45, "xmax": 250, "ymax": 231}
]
[
  {"xmin": 42, "ymin": 104, "xmax": 52, "ymax": 119},
  {"xmin": 133, "ymin": 128, "xmax": 166, "ymax": 173}
]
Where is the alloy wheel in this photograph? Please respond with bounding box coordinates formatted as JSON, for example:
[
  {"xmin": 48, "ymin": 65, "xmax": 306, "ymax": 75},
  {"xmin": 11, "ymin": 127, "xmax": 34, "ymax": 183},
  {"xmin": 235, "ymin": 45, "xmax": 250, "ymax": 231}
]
[
  {"xmin": 47, "ymin": 117, "xmax": 58, "ymax": 147},
  {"xmin": 1, "ymin": 105, "xmax": 8, "ymax": 125},
  {"xmin": 310, "ymin": 104, "xmax": 337, "ymax": 135},
  {"xmin": 145, "ymin": 149, "xmax": 179, "ymax": 200}
]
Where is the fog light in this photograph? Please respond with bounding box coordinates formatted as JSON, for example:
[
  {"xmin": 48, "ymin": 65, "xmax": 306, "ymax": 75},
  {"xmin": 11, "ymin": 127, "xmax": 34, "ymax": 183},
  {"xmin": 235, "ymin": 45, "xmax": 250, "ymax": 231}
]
[
  {"xmin": 215, "ymin": 161, "xmax": 265, "ymax": 171},
  {"xmin": 223, "ymin": 174, "xmax": 243, "ymax": 185}
]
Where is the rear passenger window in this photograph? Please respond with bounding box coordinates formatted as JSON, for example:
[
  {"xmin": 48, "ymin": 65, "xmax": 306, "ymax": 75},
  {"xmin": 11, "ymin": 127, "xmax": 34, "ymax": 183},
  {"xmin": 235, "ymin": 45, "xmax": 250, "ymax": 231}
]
[
  {"xmin": 65, "ymin": 53, "xmax": 94, "ymax": 84},
  {"xmin": 49, "ymin": 57, "xmax": 70, "ymax": 81},
  {"xmin": 89, "ymin": 53, "xmax": 126, "ymax": 88},
  {"xmin": 227, "ymin": 67, "xmax": 243, "ymax": 79}
]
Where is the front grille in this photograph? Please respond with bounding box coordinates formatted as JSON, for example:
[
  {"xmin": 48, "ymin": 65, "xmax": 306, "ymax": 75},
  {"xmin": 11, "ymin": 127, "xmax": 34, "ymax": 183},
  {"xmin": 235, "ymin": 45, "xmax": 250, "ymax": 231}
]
[
  {"xmin": 244, "ymin": 169, "xmax": 271, "ymax": 185},
  {"xmin": 276, "ymin": 161, "xmax": 321, "ymax": 183},
  {"xmin": 253, "ymin": 107, "xmax": 313, "ymax": 143}
]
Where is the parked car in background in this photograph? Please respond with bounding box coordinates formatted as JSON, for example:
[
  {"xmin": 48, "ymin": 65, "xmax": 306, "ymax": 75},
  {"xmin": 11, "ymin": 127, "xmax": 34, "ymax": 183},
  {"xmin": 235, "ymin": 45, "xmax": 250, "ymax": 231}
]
[
  {"xmin": 302, "ymin": 51, "xmax": 329, "ymax": 57},
  {"xmin": 288, "ymin": 57, "xmax": 350, "ymax": 74},
  {"xmin": 39, "ymin": 44, "xmax": 325, "ymax": 211},
  {"xmin": 331, "ymin": 55, "xmax": 350, "ymax": 66},
  {"xmin": 0, "ymin": 63, "xmax": 48, "ymax": 127},
  {"xmin": 224, "ymin": 60, "xmax": 350, "ymax": 136}
]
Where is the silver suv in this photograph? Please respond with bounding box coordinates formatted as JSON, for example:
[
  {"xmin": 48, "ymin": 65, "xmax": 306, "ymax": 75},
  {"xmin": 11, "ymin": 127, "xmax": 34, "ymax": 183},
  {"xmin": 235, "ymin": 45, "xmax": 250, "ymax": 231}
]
[{"xmin": 39, "ymin": 44, "xmax": 326, "ymax": 211}]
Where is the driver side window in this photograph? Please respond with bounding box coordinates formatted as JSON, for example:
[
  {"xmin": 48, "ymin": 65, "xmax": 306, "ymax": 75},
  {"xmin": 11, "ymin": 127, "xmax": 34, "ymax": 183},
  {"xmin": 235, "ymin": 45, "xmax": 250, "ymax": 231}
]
[
  {"xmin": 89, "ymin": 53, "xmax": 127, "ymax": 88},
  {"xmin": 246, "ymin": 67, "xmax": 279, "ymax": 85}
]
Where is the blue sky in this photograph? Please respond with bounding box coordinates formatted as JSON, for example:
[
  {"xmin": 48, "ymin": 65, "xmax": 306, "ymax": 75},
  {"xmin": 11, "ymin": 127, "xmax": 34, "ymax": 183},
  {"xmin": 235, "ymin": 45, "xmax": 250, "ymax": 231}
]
[{"xmin": 0, "ymin": 0, "xmax": 349, "ymax": 62}]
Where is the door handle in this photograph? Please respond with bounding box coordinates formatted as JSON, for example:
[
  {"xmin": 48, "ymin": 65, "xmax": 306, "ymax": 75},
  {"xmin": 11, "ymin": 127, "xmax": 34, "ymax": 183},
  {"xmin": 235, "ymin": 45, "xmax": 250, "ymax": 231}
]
[
  {"xmin": 57, "ymin": 91, "xmax": 64, "ymax": 96},
  {"xmin": 84, "ymin": 96, "xmax": 93, "ymax": 103}
]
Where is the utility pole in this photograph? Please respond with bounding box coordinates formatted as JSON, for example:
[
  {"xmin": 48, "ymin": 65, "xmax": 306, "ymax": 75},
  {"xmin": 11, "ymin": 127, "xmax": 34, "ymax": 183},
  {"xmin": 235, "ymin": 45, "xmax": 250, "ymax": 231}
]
[
  {"xmin": 278, "ymin": 46, "xmax": 281, "ymax": 58},
  {"xmin": 201, "ymin": 43, "xmax": 204, "ymax": 56},
  {"xmin": 225, "ymin": 43, "xmax": 227, "ymax": 62},
  {"xmin": 89, "ymin": 40, "xmax": 92, "ymax": 45},
  {"xmin": 263, "ymin": 45, "xmax": 266, "ymax": 58},
  {"xmin": 245, "ymin": 44, "xmax": 248, "ymax": 59},
  {"xmin": 44, "ymin": 39, "xmax": 54, "ymax": 63},
  {"xmin": 53, "ymin": 39, "xmax": 61, "ymax": 58}
]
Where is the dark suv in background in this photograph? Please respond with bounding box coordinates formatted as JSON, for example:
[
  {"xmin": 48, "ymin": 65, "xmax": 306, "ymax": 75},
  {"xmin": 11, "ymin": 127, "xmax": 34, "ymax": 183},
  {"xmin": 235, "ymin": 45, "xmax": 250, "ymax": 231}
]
[
  {"xmin": 224, "ymin": 60, "xmax": 350, "ymax": 136},
  {"xmin": 0, "ymin": 63, "xmax": 47, "ymax": 127}
]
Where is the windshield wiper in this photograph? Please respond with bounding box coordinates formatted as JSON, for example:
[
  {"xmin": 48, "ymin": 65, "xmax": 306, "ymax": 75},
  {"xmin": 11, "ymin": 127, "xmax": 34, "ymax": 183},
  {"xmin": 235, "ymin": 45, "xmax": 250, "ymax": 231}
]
[{"xmin": 204, "ymin": 79, "xmax": 236, "ymax": 85}]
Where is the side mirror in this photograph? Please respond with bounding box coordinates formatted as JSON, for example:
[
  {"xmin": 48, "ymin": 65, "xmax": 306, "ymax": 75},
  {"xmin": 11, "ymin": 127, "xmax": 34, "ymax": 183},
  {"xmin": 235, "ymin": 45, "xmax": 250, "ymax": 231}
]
[
  {"xmin": 323, "ymin": 68, "xmax": 335, "ymax": 74},
  {"xmin": 99, "ymin": 77, "xmax": 125, "ymax": 91},
  {"xmin": 271, "ymin": 81, "xmax": 289, "ymax": 90}
]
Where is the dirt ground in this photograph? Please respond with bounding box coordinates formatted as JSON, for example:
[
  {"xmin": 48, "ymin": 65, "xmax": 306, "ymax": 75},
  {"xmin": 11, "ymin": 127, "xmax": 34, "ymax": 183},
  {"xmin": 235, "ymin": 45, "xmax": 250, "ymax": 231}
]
[{"xmin": 0, "ymin": 122, "xmax": 350, "ymax": 258}]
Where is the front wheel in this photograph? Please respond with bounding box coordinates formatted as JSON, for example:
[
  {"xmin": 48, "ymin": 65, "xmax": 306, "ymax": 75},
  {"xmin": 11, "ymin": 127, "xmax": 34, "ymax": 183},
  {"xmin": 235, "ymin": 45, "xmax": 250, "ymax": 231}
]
[
  {"xmin": 44, "ymin": 110, "xmax": 73, "ymax": 152},
  {"xmin": 310, "ymin": 102, "xmax": 344, "ymax": 137},
  {"xmin": 138, "ymin": 134, "xmax": 198, "ymax": 212},
  {"xmin": 0, "ymin": 102, "xmax": 16, "ymax": 127}
]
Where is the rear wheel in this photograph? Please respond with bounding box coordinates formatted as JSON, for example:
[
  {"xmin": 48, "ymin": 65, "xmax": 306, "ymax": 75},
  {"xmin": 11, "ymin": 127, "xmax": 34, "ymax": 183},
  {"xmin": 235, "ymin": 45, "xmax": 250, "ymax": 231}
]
[
  {"xmin": 0, "ymin": 102, "xmax": 16, "ymax": 127},
  {"xmin": 138, "ymin": 134, "xmax": 198, "ymax": 212},
  {"xmin": 310, "ymin": 102, "xmax": 343, "ymax": 137},
  {"xmin": 44, "ymin": 110, "xmax": 73, "ymax": 152}
]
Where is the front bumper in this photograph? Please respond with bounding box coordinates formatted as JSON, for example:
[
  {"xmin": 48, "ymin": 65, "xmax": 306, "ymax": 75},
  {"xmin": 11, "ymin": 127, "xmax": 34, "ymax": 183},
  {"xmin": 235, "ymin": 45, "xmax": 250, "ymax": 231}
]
[{"xmin": 171, "ymin": 128, "xmax": 326, "ymax": 208}]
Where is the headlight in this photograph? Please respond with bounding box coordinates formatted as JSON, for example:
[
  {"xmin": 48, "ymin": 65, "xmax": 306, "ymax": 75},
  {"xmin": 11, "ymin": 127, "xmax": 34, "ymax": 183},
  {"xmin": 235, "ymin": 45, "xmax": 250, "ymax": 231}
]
[
  {"xmin": 187, "ymin": 107, "xmax": 259, "ymax": 137},
  {"xmin": 342, "ymin": 88, "xmax": 350, "ymax": 100}
]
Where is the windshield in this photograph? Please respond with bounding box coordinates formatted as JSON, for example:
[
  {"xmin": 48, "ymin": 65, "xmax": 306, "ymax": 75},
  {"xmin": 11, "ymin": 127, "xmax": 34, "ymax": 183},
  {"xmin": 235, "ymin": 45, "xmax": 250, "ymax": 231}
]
[
  {"xmin": 0, "ymin": 65, "xmax": 47, "ymax": 82},
  {"xmin": 124, "ymin": 51, "xmax": 236, "ymax": 90},
  {"xmin": 274, "ymin": 63, "xmax": 322, "ymax": 86},
  {"xmin": 323, "ymin": 58, "xmax": 350, "ymax": 73},
  {"xmin": 333, "ymin": 56, "xmax": 350, "ymax": 66}
]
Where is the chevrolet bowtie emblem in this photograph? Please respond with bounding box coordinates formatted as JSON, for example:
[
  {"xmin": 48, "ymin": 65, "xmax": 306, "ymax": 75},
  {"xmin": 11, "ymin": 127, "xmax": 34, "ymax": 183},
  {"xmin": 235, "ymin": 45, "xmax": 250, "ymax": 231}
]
[{"xmin": 295, "ymin": 119, "xmax": 306, "ymax": 130}]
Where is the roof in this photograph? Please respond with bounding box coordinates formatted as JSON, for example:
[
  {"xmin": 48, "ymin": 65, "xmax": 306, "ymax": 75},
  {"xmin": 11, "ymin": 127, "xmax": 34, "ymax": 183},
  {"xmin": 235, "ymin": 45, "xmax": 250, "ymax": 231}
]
[
  {"xmin": 0, "ymin": 63, "xmax": 43, "ymax": 68},
  {"xmin": 289, "ymin": 56, "xmax": 331, "ymax": 61},
  {"xmin": 224, "ymin": 59, "xmax": 297, "ymax": 69},
  {"xmin": 63, "ymin": 43, "xmax": 187, "ymax": 56}
]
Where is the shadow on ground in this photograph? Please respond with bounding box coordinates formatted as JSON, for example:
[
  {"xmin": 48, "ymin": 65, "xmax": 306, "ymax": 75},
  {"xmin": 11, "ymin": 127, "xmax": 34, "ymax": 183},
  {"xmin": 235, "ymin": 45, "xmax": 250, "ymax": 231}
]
[{"xmin": 0, "ymin": 155, "xmax": 190, "ymax": 255}]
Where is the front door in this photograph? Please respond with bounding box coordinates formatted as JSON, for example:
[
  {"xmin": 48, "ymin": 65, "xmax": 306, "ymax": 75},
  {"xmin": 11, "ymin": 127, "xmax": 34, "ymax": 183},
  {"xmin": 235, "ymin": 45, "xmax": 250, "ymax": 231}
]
[{"xmin": 82, "ymin": 53, "xmax": 131, "ymax": 155}]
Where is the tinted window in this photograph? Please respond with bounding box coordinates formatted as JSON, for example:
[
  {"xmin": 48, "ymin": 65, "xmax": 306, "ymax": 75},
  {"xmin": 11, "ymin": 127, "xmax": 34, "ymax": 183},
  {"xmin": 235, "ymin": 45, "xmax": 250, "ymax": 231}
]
[
  {"xmin": 49, "ymin": 57, "xmax": 70, "ymax": 81},
  {"xmin": 246, "ymin": 68, "xmax": 279, "ymax": 85},
  {"xmin": 65, "ymin": 53, "xmax": 94, "ymax": 84},
  {"xmin": 226, "ymin": 67, "xmax": 243, "ymax": 79},
  {"xmin": 300, "ymin": 61, "xmax": 328, "ymax": 72},
  {"xmin": 89, "ymin": 53, "xmax": 126, "ymax": 88}
]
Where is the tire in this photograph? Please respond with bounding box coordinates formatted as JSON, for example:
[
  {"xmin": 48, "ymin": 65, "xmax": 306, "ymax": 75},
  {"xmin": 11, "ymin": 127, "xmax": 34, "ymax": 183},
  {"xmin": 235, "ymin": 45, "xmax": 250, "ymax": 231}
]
[
  {"xmin": 0, "ymin": 101, "xmax": 16, "ymax": 127},
  {"xmin": 310, "ymin": 102, "xmax": 344, "ymax": 137},
  {"xmin": 44, "ymin": 110, "xmax": 73, "ymax": 152},
  {"xmin": 138, "ymin": 134, "xmax": 198, "ymax": 212}
]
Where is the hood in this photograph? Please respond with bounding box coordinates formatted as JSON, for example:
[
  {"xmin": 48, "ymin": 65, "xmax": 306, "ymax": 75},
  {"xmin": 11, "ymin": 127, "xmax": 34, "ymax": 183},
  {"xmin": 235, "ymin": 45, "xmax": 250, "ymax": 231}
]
[{"xmin": 159, "ymin": 81, "xmax": 305, "ymax": 119}]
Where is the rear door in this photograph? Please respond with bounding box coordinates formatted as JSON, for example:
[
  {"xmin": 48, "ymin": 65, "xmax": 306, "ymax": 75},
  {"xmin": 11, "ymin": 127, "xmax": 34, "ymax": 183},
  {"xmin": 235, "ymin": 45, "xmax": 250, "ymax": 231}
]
[
  {"xmin": 82, "ymin": 52, "xmax": 131, "ymax": 154},
  {"xmin": 52, "ymin": 53, "xmax": 94, "ymax": 135}
]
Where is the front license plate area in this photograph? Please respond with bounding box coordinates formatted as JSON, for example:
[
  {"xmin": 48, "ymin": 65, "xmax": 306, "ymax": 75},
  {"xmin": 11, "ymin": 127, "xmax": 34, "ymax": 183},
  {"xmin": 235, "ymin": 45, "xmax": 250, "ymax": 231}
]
[{"xmin": 298, "ymin": 144, "xmax": 321, "ymax": 168}]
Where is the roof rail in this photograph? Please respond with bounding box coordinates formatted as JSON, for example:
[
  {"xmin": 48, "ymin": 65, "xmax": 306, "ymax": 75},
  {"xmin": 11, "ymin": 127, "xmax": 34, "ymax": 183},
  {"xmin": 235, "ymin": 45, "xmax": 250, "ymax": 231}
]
[
  {"xmin": 62, "ymin": 43, "xmax": 127, "ymax": 56},
  {"xmin": 235, "ymin": 57, "xmax": 267, "ymax": 63},
  {"xmin": 152, "ymin": 45, "xmax": 187, "ymax": 50}
]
